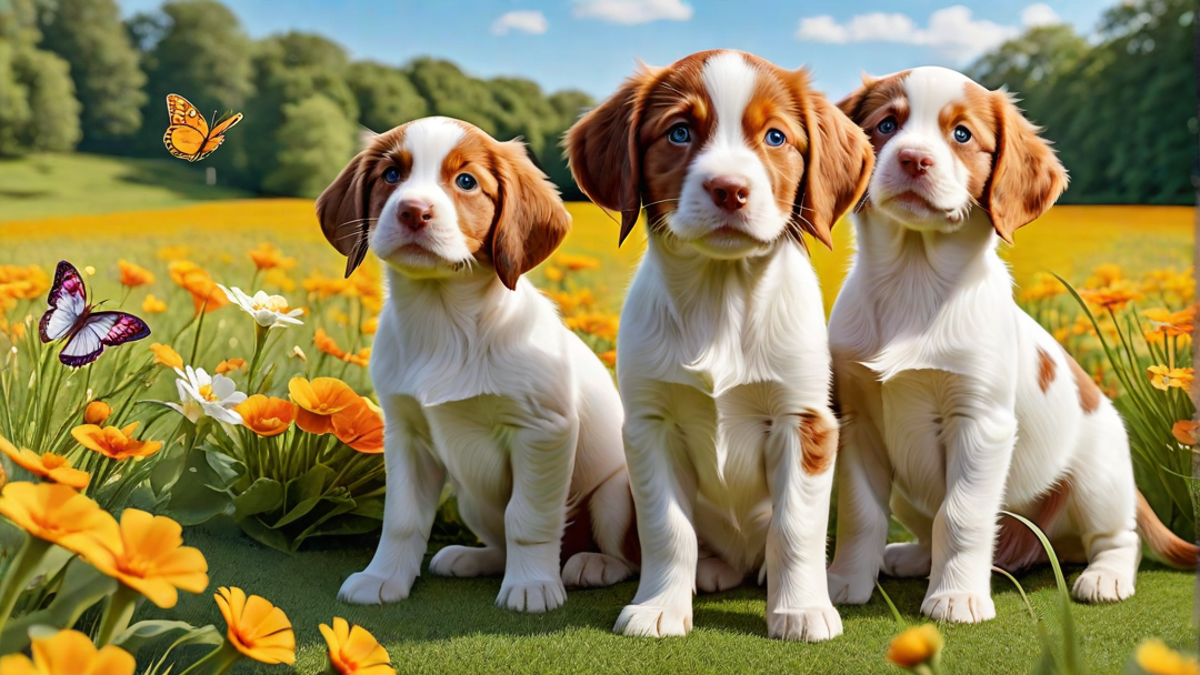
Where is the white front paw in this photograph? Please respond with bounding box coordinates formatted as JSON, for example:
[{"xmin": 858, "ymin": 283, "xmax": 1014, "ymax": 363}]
[
  {"xmin": 1072, "ymin": 567, "xmax": 1135, "ymax": 603},
  {"xmin": 496, "ymin": 578, "xmax": 566, "ymax": 613},
  {"xmin": 614, "ymin": 603, "xmax": 693, "ymax": 637},
  {"xmin": 768, "ymin": 606, "xmax": 843, "ymax": 642},
  {"xmin": 562, "ymin": 552, "xmax": 633, "ymax": 588},
  {"xmin": 883, "ymin": 542, "xmax": 932, "ymax": 578},
  {"xmin": 827, "ymin": 569, "xmax": 875, "ymax": 605},
  {"xmin": 921, "ymin": 591, "xmax": 996, "ymax": 623},
  {"xmin": 338, "ymin": 568, "xmax": 418, "ymax": 605},
  {"xmin": 429, "ymin": 545, "xmax": 505, "ymax": 578}
]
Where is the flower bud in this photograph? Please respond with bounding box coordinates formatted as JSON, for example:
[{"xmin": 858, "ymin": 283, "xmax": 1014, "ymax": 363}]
[{"xmin": 84, "ymin": 400, "xmax": 112, "ymax": 425}]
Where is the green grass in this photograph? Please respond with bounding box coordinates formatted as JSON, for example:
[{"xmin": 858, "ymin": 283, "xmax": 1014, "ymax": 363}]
[
  {"xmin": 0, "ymin": 153, "xmax": 250, "ymax": 220},
  {"xmin": 139, "ymin": 520, "xmax": 1194, "ymax": 675}
]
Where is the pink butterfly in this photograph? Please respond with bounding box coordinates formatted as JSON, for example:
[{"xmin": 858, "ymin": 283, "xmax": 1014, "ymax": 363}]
[{"xmin": 39, "ymin": 261, "xmax": 151, "ymax": 367}]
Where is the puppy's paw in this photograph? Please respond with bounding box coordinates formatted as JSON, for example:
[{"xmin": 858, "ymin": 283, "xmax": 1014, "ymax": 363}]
[
  {"xmin": 562, "ymin": 552, "xmax": 632, "ymax": 588},
  {"xmin": 921, "ymin": 591, "xmax": 996, "ymax": 623},
  {"xmin": 496, "ymin": 578, "xmax": 566, "ymax": 613},
  {"xmin": 429, "ymin": 545, "xmax": 505, "ymax": 578},
  {"xmin": 768, "ymin": 606, "xmax": 843, "ymax": 642},
  {"xmin": 827, "ymin": 570, "xmax": 875, "ymax": 605},
  {"xmin": 614, "ymin": 603, "xmax": 692, "ymax": 638},
  {"xmin": 1072, "ymin": 567, "xmax": 1135, "ymax": 603},
  {"xmin": 337, "ymin": 569, "xmax": 417, "ymax": 605},
  {"xmin": 883, "ymin": 542, "xmax": 932, "ymax": 578},
  {"xmin": 696, "ymin": 555, "xmax": 744, "ymax": 594}
]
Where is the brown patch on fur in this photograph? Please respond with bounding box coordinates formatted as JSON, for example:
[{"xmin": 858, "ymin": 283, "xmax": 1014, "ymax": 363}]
[
  {"xmin": 982, "ymin": 90, "xmax": 1068, "ymax": 243},
  {"xmin": 994, "ymin": 480, "xmax": 1069, "ymax": 573},
  {"xmin": 488, "ymin": 140, "xmax": 572, "ymax": 289},
  {"xmin": 1036, "ymin": 346, "xmax": 1057, "ymax": 393},
  {"xmin": 315, "ymin": 126, "xmax": 409, "ymax": 259},
  {"xmin": 1136, "ymin": 490, "xmax": 1198, "ymax": 568},
  {"xmin": 939, "ymin": 84, "xmax": 997, "ymax": 200},
  {"xmin": 441, "ymin": 132, "xmax": 500, "ymax": 255},
  {"xmin": 837, "ymin": 71, "xmax": 911, "ymax": 156},
  {"xmin": 1064, "ymin": 350, "xmax": 1101, "ymax": 414},
  {"xmin": 798, "ymin": 412, "xmax": 836, "ymax": 476}
]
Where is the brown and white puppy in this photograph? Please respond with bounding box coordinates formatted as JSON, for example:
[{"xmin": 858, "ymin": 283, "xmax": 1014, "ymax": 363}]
[
  {"xmin": 318, "ymin": 117, "xmax": 637, "ymax": 613},
  {"xmin": 566, "ymin": 50, "xmax": 873, "ymax": 641},
  {"xmin": 825, "ymin": 67, "xmax": 1196, "ymax": 624}
]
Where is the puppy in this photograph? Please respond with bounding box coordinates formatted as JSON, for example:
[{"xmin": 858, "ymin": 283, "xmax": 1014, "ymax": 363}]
[
  {"xmin": 825, "ymin": 67, "xmax": 1197, "ymax": 623},
  {"xmin": 317, "ymin": 117, "xmax": 637, "ymax": 613},
  {"xmin": 566, "ymin": 50, "xmax": 874, "ymax": 641}
]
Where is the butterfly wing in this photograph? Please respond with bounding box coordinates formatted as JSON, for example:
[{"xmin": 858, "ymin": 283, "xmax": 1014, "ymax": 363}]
[
  {"xmin": 193, "ymin": 112, "xmax": 243, "ymax": 162},
  {"xmin": 164, "ymin": 93, "xmax": 212, "ymax": 161},
  {"xmin": 39, "ymin": 261, "xmax": 87, "ymax": 343},
  {"xmin": 167, "ymin": 94, "xmax": 209, "ymax": 135},
  {"xmin": 58, "ymin": 312, "xmax": 151, "ymax": 368}
]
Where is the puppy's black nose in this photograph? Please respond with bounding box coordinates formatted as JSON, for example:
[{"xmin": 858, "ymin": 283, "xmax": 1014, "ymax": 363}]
[
  {"xmin": 898, "ymin": 149, "xmax": 935, "ymax": 178},
  {"xmin": 704, "ymin": 176, "xmax": 750, "ymax": 212},
  {"xmin": 397, "ymin": 199, "xmax": 434, "ymax": 231}
]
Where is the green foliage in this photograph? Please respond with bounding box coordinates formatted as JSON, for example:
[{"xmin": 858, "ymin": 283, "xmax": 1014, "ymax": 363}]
[
  {"xmin": 0, "ymin": 0, "xmax": 81, "ymax": 156},
  {"xmin": 259, "ymin": 95, "xmax": 356, "ymax": 198},
  {"xmin": 35, "ymin": 0, "xmax": 146, "ymax": 150},
  {"xmin": 345, "ymin": 60, "xmax": 427, "ymax": 133}
]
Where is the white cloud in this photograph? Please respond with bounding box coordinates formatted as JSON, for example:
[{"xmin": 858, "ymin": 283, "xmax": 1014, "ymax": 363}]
[
  {"xmin": 796, "ymin": 4, "xmax": 1059, "ymax": 62},
  {"xmin": 572, "ymin": 0, "xmax": 693, "ymax": 25},
  {"xmin": 491, "ymin": 10, "xmax": 549, "ymax": 35}
]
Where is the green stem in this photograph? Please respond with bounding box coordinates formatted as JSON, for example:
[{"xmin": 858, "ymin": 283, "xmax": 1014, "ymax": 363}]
[
  {"xmin": 189, "ymin": 299, "xmax": 210, "ymax": 367},
  {"xmin": 94, "ymin": 584, "xmax": 140, "ymax": 646},
  {"xmin": 178, "ymin": 639, "xmax": 243, "ymax": 675},
  {"xmin": 0, "ymin": 537, "xmax": 53, "ymax": 635},
  {"xmin": 246, "ymin": 324, "xmax": 269, "ymax": 391}
]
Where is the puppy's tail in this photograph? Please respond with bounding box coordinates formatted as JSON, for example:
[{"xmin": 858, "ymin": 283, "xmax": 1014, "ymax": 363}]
[{"xmin": 1136, "ymin": 490, "xmax": 1198, "ymax": 569}]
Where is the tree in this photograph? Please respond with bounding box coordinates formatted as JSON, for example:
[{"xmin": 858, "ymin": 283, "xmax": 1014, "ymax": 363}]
[
  {"xmin": 0, "ymin": 0, "xmax": 80, "ymax": 156},
  {"xmin": 345, "ymin": 61, "xmax": 426, "ymax": 133},
  {"xmin": 36, "ymin": 0, "xmax": 145, "ymax": 151},
  {"xmin": 260, "ymin": 95, "xmax": 355, "ymax": 198}
]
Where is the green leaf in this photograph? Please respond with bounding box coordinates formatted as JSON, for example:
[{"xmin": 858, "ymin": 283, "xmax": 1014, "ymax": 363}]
[
  {"xmin": 205, "ymin": 449, "xmax": 244, "ymax": 486},
  {"xmin": 273, "ymin": 464, "xmax": 335, "ymax": 528},
  {"xmin": 232, "ymin": 478, "xmax": 285, "ymax": 519},
  {"xmin": 149, "ymin": 443, "xmax": 186, "ymax": 495},
  {"xmin": 237, "ymin": 516, "xmax": 293, "ymax": 553},
  {"xmin": 164, "ymin": 448, "xmax": 233, "ymax": 526},
  {"xmin": 112, "ymin": 621, "xmax": 221, "ymax": 658},
  {"xmin": 0, "ymin": 559, "xmax": 118, "ymax": 654}
]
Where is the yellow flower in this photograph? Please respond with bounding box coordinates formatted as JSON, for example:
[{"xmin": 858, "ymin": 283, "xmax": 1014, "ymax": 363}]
[
  {"xmin": 1080, "ymin": 285, "xmax": 1143, "ymax": 311},
  {"xmin": 329, "ymin": 309, "xmax": 351, "ymax": 326},
  {"xmin": 0, "ymin": 437, "xmax": 89, "ymax": 489},
  {"xmin": 1085, "ymin": 263, "xmax": 1122, "ymax": 289},
  {"xmin": 544, "ymin": 266, "xmax": 564, "ymax": 283},
  {"xmin": 303, "ymin": 273, "xmax": 351, "ymax": 299},
  {"xmin": 117, "ymin": 260, "xmax": 155, "ymax": 288},
  {"xmin": 1135, "ymin": 639, "xmax": 1199, "ymax": 675},
  {"xmin": 0, "ymin": 264, "xmax": 50, "ymax": 301},
  {"xmin": 1143, "ymin": 307, "xmax": 1195, "ymax": 338},
  {"xmin": 289, "ymin": 377, "xmax": 362, "ymax": 435},
  {"xmin": 546, "ymin": 289, "xmax": 596, "ymax": 316},
  {"xmin": 1172, "ymin": 421, "xmax": 1198, "ymax": 447},
  {"xmin": 1019, "ymin": 273, "xmax": 1065, "ymax": 302},
  {"xmin": 556, "ymin": 254, "xmax": 601, "ymax": 272},
  {"xmin": 0, "ymin": 482, "xmax": 117, "ymax": 552},
  {"xmin": 320, "ymin": 617, "xmax": 395, "ymax": 675},
  {"xmin": 263, "ymin": 268, "xmax": 296, "ymax": 292},
  {"xmin": 141, "ymin": 294, "xmax": 167, "ymax": 313},
  {"xmin": 565, "ymin": 312, "xmax": 619, "ymax": 341},
  {"xmin": 1147, "ymin": 365, "xmax": 1194, "ymax": 391},
  {"xmin": 156, "ymin": 245, "xmax": 190, "ymax": 261},
  {"xmin": 84, "ymin": 400, "xmax": 112, "ymax": 425},
  {"xmin": 215, "ymin": 358, "xmax": 246, "ymax": 375},
  {"xmin": 214, "ymin": 587, "xmax": 296, "ymax": 665},
  {"xmin": 235, "ymin": 395, "xmax": 296, "ymax": 437},
  {"xmin": 81, "ymin": 509, "xmax": 208, "ymax": 609},
  {"xmin": 0, "ymin": 629, "xmax": 135, "ymax": 675},
  {"xmin": 248, "ymin": 243, "xmax": 295, "ymax": 271},
  {"xmin": 599, "ymin": 349, "xmax": 616, "ymax": 368},
  {"xmin": 150, "ymin": 343, "xmax": 184, "ymax": 369},
  {"xmin": 887, "ymin": 624, "xmax": 944, "ymax": 669},
  {"xmin": 72, "ymin": 422, "xmax": 163, "ymax": 460},
  {"xmin": 361, "ymin": 316, "xmax": 379, "ymax": 335}
]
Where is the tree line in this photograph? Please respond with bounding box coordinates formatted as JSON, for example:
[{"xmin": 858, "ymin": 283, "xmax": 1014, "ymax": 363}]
[{"xmin": 0, "ymin": 0, "xmax": 1193, "ymax": 204}]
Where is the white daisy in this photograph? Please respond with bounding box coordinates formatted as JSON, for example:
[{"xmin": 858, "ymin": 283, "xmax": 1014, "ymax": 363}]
[
  {"xmin": 219, "ymin": 285, "xmax": 304, "ymax": 329},
  {"xmin": 168, "ymin": 366, "xmax": 246, "ymax": 425}
]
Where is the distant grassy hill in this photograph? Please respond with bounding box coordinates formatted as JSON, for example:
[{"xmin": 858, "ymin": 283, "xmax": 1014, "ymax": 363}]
[{"xmin": 0, "ymin": 152, "xmax": 251, "ymax": 221}]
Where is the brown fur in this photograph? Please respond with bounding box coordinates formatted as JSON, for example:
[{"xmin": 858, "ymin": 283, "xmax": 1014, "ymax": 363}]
[
  {"xmin": 994, "ymin": 480, "xmax": 1069, "ymax": 573},
  {"xmin": 940, "ymin": 84, "xmax": 998, "ymax": 201},
  {"xmin": 983, "ymin": 91, "xmax": 1069, "ymax": 243},
  {"xmin": 836, "ymin": 71, "xmax": 911, "ymax": 156},
  {"xmin": 1136, "ymin": 491, "xmax": 1199, "ymax": 568},
  {"xmin": 1064, "ymin": 351, "xmax": 1101, "ymax": 414},
  {"xmin": 1036, "ymin": 347, "xmax": 1057, "ymax": 393},
  {"xmin": 797, "ymin": 412, "xmax": 836, "ymax": 476},
  {"xmin": 488, "ymin": 140, "xmax": 572, "ymax": 289}
]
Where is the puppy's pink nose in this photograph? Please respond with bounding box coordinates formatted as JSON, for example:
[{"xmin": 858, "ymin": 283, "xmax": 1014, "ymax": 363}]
[
  {"xmin": 704, "ymin": 176, "xmax": 750, "ymax": 212},
  {"xmin": 898, "ymin": 149, "xmax": 935, "ymax": 178},
  {"xmin": 397, "ymin": 199, "xmax": 434, "ymax": 231}
]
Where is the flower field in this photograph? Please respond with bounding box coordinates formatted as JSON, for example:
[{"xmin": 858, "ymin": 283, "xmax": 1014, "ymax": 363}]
[{"xmin": 0, "ymin": 199, "xmax": 1194, "ymax": 674}]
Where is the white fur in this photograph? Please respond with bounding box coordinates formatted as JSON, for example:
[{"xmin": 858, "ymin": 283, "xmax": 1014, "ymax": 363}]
[
  {"xmin": 613, "ymin": 52, "xmax": 842, "ymax": 642},
  {"xmin": 827, "ymin": 67, "xmax": 1141, "ymax": 623},
  {"xmin": 339, "ymin": 120, "xmax": 636, "ymax": 612}
]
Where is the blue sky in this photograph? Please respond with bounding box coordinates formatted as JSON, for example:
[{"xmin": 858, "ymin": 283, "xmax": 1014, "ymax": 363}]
[{"xmin": 118, "ymin": 0, "xmax": 1115, "ymax": 100}]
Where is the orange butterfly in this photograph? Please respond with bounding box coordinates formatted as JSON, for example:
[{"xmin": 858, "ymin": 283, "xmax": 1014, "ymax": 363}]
[{"xmin": 162, "ymin": 93, "xmax": 243, "ymax": 162}]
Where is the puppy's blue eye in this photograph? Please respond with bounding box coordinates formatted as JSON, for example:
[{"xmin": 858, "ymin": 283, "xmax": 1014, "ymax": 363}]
[
  {"xmin": 455, "ymin": 173, "xmax": 478, "ymax": 191},
  {"xmin": 383, "ymin": 167, "xmax": 400, "ymax": 184},
  {"xmin": 668, "ymin": 124, "xmax": 691, "ymax": 144},
  {"xmin": 877, "ymin": 117, "xmax": 897, "ymax": 135},
  {"xmin": 953, "ymin": 126, "xmax": 972, "ymax": 143},
  {"xmin": 764, "ymin": 129, "xmax": 786, "ymax": 147}
]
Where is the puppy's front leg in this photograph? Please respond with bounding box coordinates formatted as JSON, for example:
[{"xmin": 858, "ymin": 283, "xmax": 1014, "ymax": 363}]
[
  {"xmin": 496, "ymin": 405, "xmax": 577, "ymax": 613},
  {"xmin": 922, "ymin": 409, "xmax": 1017, "ymax": 623},
  {"xmin": 765, "ymin": 409, "xmax": 842, "ymax": 642},
  {"xmin": 827, "ymin": 410, "xmax": 892, "ymax": 604},
  {"xmin": 614, "ymin": 414, "xmax": 698, "ymax": 638},
  {"xmin": 339, "ymin": 406, "xmax": 443, "ymax": 604}
]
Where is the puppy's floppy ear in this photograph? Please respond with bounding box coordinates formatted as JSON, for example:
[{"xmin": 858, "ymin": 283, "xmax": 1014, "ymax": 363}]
[
  {"xmin": 835, "ymin": 72, "xmax": 878, "ymax": 125},
  {"xmin": 983, "ymin": 91, "xmax": 1068, "ymax": 244},
  {"xmin": 316, "ymin": 151, "xmax": 372, "ymax": 277},
  {"xmin": 795, "ymin": 72, "xmax": 875, "ymax": 249},
  {"xmin": 490, "ymin": 140, "xmax": 572, "ymax": 290},
  {"xmin": 565, "ymin": 64, "xmax": 656, "ymax": 246}
]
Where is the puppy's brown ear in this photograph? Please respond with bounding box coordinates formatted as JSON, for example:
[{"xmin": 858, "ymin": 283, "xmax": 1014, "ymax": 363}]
[
  {"xmin": 316, "ymin": 151, "xmax": 372, "ymax": 277},
  {"xmin": 983, "ymin": 92, "xmax": 1068, "ymax": 244},
  {"xmin": 796, "ymin": 73, "xmax": 875, "ymax": 249},
  {"xmin": 565, "ymin": 65, "xmax": 656, "ymax": 246},
  {"xmin": 491, "ymin": 140, "xmax": 572, "ymax": 290},
  {"xmin": 835, "ymin": 73, "xmax": 878, "ymax": 125}
]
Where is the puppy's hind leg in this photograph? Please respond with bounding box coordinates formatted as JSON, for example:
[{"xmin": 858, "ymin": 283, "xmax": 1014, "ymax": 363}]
[
  {"xmin": 562, "ymin": 469, "xmax": 636, "ymax": 588},
  {"xmin": 429, "ymin": 488, "xmax": 507, "ymax": 578},
  {"xmin": 883, "ymin": 492, "xmax": 933, "ymax": 579}
]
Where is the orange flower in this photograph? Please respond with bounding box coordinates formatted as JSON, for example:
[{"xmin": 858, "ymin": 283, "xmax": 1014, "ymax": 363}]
[
  {"xmin": 157, "ymin": 245, "xmax": 189, "ymax": 261},
  {"xmin": 1080, "ymin": 285, "xmax": 1143, "ymax": 311},
  {"xmin": 248, "ymin": 243, "xmax": 294, "ymax": 271},
  {"xmin": 168, "ymin": 261, "xmax": 228, "ymax": 314},
  {"xmin": 565, "ymin": 312, "xmax": 619, "ymax": 341},
  {"xmin": 118, "ymin": 260, "xmax": 155, "ymax": 287},
  {"xmin": 887, "ymin": 624, "xmax": 944, "ymax": 669},
  {"xmin": 303, "ymin": 273, "xmax": 351, "ymax": 299},
  {"xmin": 345, "ymin": 348, "xmax": 370, "ymax": 367},
  {"xmin": 84, "ymin": 400, "xmax": 112, "ymax": 425},
  {"xmin": 0, "ymin": 264, "xmax": 50, "ymax": 301},
  {"xmin": 598, "ymin": 349, "xmax": 616, "ymax": 368},
  {"xmin": 314, "ymin": 327, "xmax": 346, "ymax": 359},
  {"xmin": 544, "ymin": 266, "xmax": 564, "ymax": 283},
  {"xmin": 289, "ymin": 377, "xmax": 361, "ymax": 435},
  {"xmin": 0, "ymin": 437, "xmax": 88, "ymax": 489},
  {"xmin": 1148, "ymin": 365, "xmax": 1194, "ymax": 391},
  {"xmin": 546, "ymin": 289, "xmax": 596, "ymax": 316},
  {"xmin": 0, "ymin": 629, "xmax": 135, "ymax": 675},
  {"xmin": 235, "ymin": 395, "xmax": 296, "ymax": 437},
  {"xmin": 319, "ymin": 617, "xmax": 395, "ymax": 675},
  {"xmin": 332, "ymin": 398, "xmax": 385, "ymax": 453},
  {"xmin": 141, "ymin": 294, "xmax": 167, "ymax": 313},
  {"xmin": 1135, "ymin": 639, "xmax": 1200, "ymax": 675},
  {"xmin": 556, "ymin": 254, "xmax": 601, "ymax": 272},
  {"xmin": 80, "ymin": 509, "xmax": 208, "ymax": 609},
  {"xmin": 0, "ymin": 482, "xmax": 117, "ymax": 552},
  {"xmin": 263, "ymin": 268, "xmax": 297, "ymax": 292},
  {"xmin": 71, "ymin": 422, "xmax": 163, "ymax": 460},
  {"xmin": 360, "ymin": 316, "xmax": 379, "ymax": 335},
  {"xmin": 150, "ymin": 343, "xmax": 183, "ymax": 369},
  {"xmin": 1173, "ymin": 421, "xmax": 1198, "ymax": 447},
  {"xmin": 215, "ymin": 358, "xmax": 246, "ymax": 375},
  {"xmin": 214, "ymin": 587, "xmax": 296, "ymax": 665},
  {"xmin": 1144, "ymin": 307, "xmax": 1195, "ymax": 338}
]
